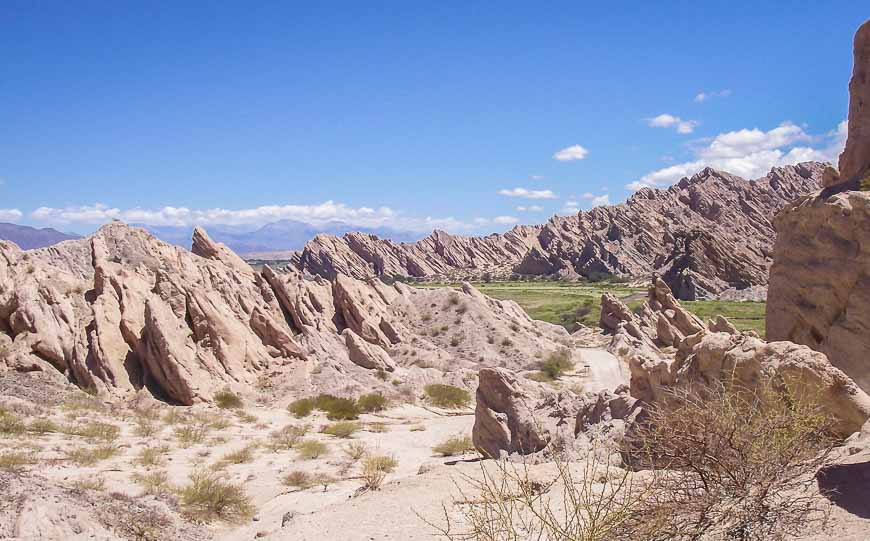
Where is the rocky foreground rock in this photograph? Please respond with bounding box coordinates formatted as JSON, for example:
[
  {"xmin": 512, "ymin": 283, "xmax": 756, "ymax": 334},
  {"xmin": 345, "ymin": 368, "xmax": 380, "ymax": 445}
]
[
  {"xmin": 0, "ymin": 222, "xmax": 575, "ymax": 405},
  {"xmin": 767, "ymin": 18, "xmax": 870, "ymax": 395},
  {"xmin": 292, "ymin": 163, "xmax": 824, "ymax": 299}
]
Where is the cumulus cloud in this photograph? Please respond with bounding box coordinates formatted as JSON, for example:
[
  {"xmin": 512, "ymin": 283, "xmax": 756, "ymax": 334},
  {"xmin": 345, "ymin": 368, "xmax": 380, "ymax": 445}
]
[
  {"xmin": 694, "ymin": 89, "xmax": 732, "ymax": 103},
  {"xmin": 492, "ymin": 215, "xmax": 519, "ymax": 225},
  {"xmin": 553, "ymin": 145, "xmax": 589, "ymax": 161},
  {"xmin": 628, "ymin": 121, "xmax": 845, "ymax": 190},
  {"xmin": 580, "ymin": 193, "xmax": 611, "ymax": 207},
  {"xmin": 0, "ymin": 209, "xmax": 23, "ymax": 222},
  {"xmin": 498, "ymin": 187, "xmax": 558, "ymax": 199},
  {"xmin": 647, "ymin": 114, "xmax": 699, "ymax": 134},
  {"xmin": 29, "ymin": 201, "xmax": 477, "ymax": 234},
  {"xmin": 515, "ymin": 205, "xmax": 543, "ymax": 212}
]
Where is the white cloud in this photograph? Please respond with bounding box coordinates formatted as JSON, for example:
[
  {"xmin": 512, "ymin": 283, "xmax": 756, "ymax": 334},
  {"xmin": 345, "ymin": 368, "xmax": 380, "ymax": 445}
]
[
  {"xmin": 590, "ymin": 194, "xmax": 610, "ymax": 207},
  {"xmin": 647, "ymin": 114, "xmax": 699, "ymax": 134},
  {"xmin": 553, "ymin": 144, "xmax": 589, "ymax": 161},
  {"xmin": 530, "ymin": 175, "xmax": 544, "ymax": 180},
  {"xmin": 0, "ymin": 209, "xmax": 23, "ymax": 222},
  {"xmin": 29, "ymin": 201, "xmax": 478, "ymax": 234},
  {"xmin": 498, "ymin": 187, "xmax": 558, "ymax": 199},
  {"xmin": 628, "ymin": 121, "xmax": 845, "ymax": 190},
  {"xmin": 694, "ymin": 89, "xmax": 732, "ymax": 103},
  {"xmin": 492, "ymin": 216, "xmax": 519, "ymax": 225},
  {"xmin": 515, "ymin": 205, "xmax": 543, "ymax": 212}
]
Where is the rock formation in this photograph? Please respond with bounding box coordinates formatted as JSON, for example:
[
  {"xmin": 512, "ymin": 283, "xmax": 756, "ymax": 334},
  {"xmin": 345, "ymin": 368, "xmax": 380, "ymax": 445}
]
[
  {"xmin": 291, "ymin": 164, "xmax": 825, "ymax": 299},
  {"xmin": 767, "ymin": 18, "xmax": 870, "ymax": 394},
  {"xmin": 0, "ymin": 222, "xmax": 575, "ymax": 405}
]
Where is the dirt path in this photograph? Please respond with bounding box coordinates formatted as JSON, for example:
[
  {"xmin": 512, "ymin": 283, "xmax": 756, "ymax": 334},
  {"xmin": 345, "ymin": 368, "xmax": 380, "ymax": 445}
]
[{"xmin": 579, "ymin": 347, "xmax": 628, "ymax": 393}]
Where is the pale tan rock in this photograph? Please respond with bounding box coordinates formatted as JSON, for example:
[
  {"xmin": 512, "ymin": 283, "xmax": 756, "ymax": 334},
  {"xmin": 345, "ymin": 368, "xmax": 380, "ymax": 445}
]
[
  {"xmin": 707, "ymin": 314, "xmax": 739, "ymax": 334},
  {"xmin": 343, "ymin": 328, "xmax": 396, "ymax": 372},
  {"xmin": 838, "ymin": 19, "xmax": 870, "ymax": 184}
]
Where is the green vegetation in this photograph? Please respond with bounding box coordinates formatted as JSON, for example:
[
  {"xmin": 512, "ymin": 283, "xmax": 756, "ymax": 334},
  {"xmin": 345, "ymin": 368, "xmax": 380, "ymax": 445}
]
[
  {"xmin": 179, "ymin": 469, "xmax": 255, "ymax": 523},
  {"xmin": 537, "ymin": 348, "xmax": 574, "ymax": 380},
  {"xmin": 213, "ymin": 389, "xmax": 243, "ymax": 409},
  {"xmin": 288, "ymin": 397, "xmax": 316, "ymax": 418},
  {"xmin": 418, "ymin": 281, "xmax": 767, "ymax": 337},
  {"xmin": 297, "ymin": 439, "xmax": 329, "ymax": 460},
  {"xmin": 424, "ymin": 384, "xmax": 471, "ymax": 409},
  {"xmin": 357, "ymin": 392, "xmax": 388, "ymax": 413},
  {"xmin": 432, "ymin": 434, "xmax": 475, "ymax": 456},
  {"xmin": 321, "ymin": 421, "xmax": 360, "ymax": 438}
]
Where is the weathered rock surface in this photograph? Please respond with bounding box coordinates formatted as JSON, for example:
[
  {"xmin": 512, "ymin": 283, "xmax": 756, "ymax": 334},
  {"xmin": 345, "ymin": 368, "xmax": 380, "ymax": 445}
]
[
  {"xmin": 292, "ymin": 164, "xmax": 825, "ymax": 299},
  {"xmin": 0, "ymin": 222, "xmax": 578, "ymax": 405},
  {"xmin": 837, "ymin": 19, "xmax": 870, "ymax": 186},
  {"xmin": 472, "ymin": 367, "xmax": 580, "ymax": 458}
]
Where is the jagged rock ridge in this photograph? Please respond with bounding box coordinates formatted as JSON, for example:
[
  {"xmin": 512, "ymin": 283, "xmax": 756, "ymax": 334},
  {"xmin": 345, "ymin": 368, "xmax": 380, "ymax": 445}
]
[
  {"xmin": 0, "ymin": 222, "xmax": 575, "ymax": 405},
  {"xmin": 292, "ymin": 163, "xmax": 825, "ymax": 299}
]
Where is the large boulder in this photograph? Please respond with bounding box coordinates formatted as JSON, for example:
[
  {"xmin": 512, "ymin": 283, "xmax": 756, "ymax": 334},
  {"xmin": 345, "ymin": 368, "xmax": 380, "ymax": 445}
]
[
  {"xmin": 472, "ymin": 367, "xmax": 580, "ymax": 458},
  {"xmin": 837, "ymin": 19, "xmax": 870, "ymax": 186}
]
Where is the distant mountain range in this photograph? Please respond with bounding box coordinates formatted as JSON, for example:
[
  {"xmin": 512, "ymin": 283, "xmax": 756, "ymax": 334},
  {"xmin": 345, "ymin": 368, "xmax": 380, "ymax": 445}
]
[
  {"xmin": 135, "ymin": 220, "xmax": 423, "ymax": 256},
  {"xmin": 0, "ymin": 223, "xmax": 79, "ymax": 249}
]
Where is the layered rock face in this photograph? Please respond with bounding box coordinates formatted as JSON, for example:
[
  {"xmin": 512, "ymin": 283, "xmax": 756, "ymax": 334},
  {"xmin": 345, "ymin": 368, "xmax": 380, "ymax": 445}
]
[
  {"xmin": 292, "ymin": 164, "xmax": 824, "ymax": 299},
  {"xmin": 767, "ymin": 19, "xmax": 870, "ymax": 394},
  {"xmin": 0, "ymin": 222, "xmax": 573, "ymax": 405}
]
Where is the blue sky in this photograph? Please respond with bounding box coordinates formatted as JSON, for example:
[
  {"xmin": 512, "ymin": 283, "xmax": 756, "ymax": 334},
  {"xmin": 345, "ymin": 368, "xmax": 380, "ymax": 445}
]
[{"xmin": 1, "ymin": 2, "xmax": 866, "ymax": 235}]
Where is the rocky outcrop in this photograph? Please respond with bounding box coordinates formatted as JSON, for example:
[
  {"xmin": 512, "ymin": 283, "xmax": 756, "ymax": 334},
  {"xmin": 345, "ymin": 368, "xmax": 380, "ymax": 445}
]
[
  {"xmin": 0, "ymin": 222, "xmax": 576, "ymax": 405},
  {"xmin": 767, "ymin": 20, "xmax": 870, "ymax": 394},
  {"xmin": 836, "ymin": 20, "xmax": 870, "ymax": 186},
  {"xmin": 472, "ymin": 367, "xmax": 580, "ymax": 458},
  {"xmin": 292, "ymin": 164, "xmax": 825, "ymax": 299}
]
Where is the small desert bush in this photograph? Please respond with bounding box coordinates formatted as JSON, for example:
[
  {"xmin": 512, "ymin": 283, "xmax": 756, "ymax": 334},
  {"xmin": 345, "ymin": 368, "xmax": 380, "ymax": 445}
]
[
  {"xmin": 134, "ymin": 418, "xmax": 159, "ymax": 438},
  {"xmin": 235, "ymin": 410, "xmax": 257, "ymax": 424},
  {"xmin": 220, "ymin": 444, "xmax": 257, "ymax": 465},
  {"xmin": 288, "ymin": 398, "xmax": 315, "ymax": 418},
  {"xmin": 71, "ymin": 477, "xmax": 106, "ymax": 492},
  {"xmin": 367, "ymin": 422, "xmax": 388, "ymax": 433},
  {"xmin": 162, "ymin": 408, "xmax": 185, "ymax": 425},
  {"xmin": 343, "ymin": 441, "xmax": 368, "ymax": 461},
  {"xmin": 66, "ymin": 444, "xmax": 119, "ymax": 466},
  {"xmin": 0, "ymin": 451, "xmax": 35, "ymax": 471},
  {"xmin": 132, "ymin": 470, "xmax": 172, "ymax": 496},
  {"xmin": 314, "ymin": 394, "xmax": 361, "ymax": 420},
  {"xmin": 538, "ymin": 348, "xmax": 574, "ymax": 380},
  {"xmin": 179, "ymin": 469, "xmax": 255, "ymax": 523},
  {"xmin": 214, "ymin": 389, "xmax": 243, "ymax": 410},
  {"xmin": 357, "ymin": 392, "xmax": 388, "ymax": 413},
  {"xmin": 72, "ymin": 421, "xmax": 120, "ymax": 442},
  {"xmin": 136, "ymin": 445, "xmax": 169, "ymax": 467},
  {"xmin": 321, "ymin": 421, "xmax": 360, "ymax": 439},
  {"xmin": 267, "ymin": 424, "xmax": 308, "ymax": 452},
  {"xmin": 283, "ymin": 470, "xmax": 314, "ymax": 490},
  {"xmin": 432, "ymin": 434, "xmax": 475, "ymax": 457},
  {"xmin": 27, "ymin": 417, "xmax": 58, "ymax": 435},
  {"xmin": 0, "ymin": 412, "xmax": 26, "ymax": 436},
  {"xmin": 297, "ymin": 439, "xmax": 328, "ymax": 460},
  {"xmin": 174, "ymin": 423, "xmax": 210, "ymax": 447},
  {"xmin": 424, "ymin": 384, "xmax": 471, "ymax": 409},
  {"xmin": 361, "ymin": 453, "xmax": 398, "ymax": 491}
]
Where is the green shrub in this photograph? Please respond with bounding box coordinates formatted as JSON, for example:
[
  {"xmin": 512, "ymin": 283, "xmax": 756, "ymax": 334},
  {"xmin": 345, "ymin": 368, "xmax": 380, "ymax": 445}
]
[
  {"xmin": 214, "ymin": 389, "xmax": 243, "ymax": 410},
  {"xmin": 288, "ymin": 398, "xmax": 315, "ymax": 418},
  {"xmin": 297, "ymin": 439, "xmax": 328, "ymax": 460},
  {"xmin": 321, "ymin": 421, "xmax": 360, "ymax": 438},
  {"xmin": 179, "ymin": 469, "xmax": 255, "ymax": 523},
  {"xmin": 539, "ymin": 348, "xmax": 574, "ymax": 380},
  {"xmin": 432, "ymin": 434, "xmax": 475, "ymax": 456},
  {"xmin": 314, "ymin": 394, "xmax": 360, "ymax": 420},
  {"xmin": 358, "ymin": 392, "xmax": 388, "ymax": 413},
  {"xmin": 424, "ymin": 384, "xmax": 471, "ymax": 409}
]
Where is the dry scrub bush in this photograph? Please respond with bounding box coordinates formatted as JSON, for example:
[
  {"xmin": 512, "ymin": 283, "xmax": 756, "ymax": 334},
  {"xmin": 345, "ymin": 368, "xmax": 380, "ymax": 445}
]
[
  {"xmin": 220, "ymin": 444, "xmax": 257, "ymax": 465},
  {"xmin": 361, "ymin": 453, "xmax": 398, "ymax": 491},
  {"xmin": 66, "ymin": 444, "xmax": 119, "ymax": 466},
  {"xmin": 214, "ymin": 389, "xmax": 243, "ymax": 409},
  {"xmin": 424, "ymin": 384, "xmax": 471, "ymax": 409},
  {"xmin": 136, "ymin": 445, "xmax": 169, "ymax": 467},
  {"xmin": 132, "ymin": 470, "xmax": 172, "ymax": 496},
  {"xmin": 343, "ymin": 441, "xmax": 369, "ymax": 461},
  {"xmin": 0, "ymin": 451, "xmax": 36, "ymax": 472},
  {"xmin": 267, "ymin": 424, "xmax": 308, "ymax": 452},
  {"xmin": 297, "ymin": 439, "xmax": 328, "ymax": 460},
  {"xmin": 321, "ymin": 421, "xmax": 360, "ymax": 438},
  {"xmin": 624, "ymin": 379, "xmax": 837, "ymax": 541},
  {"xmin": 428, "ymin": 379, "xmax": 837, "ymax": 541},
  {"xmin": 27, "ymin": 417, "xmax": 58, "ymax": 434},
  {"xmin": 428, "ymin": 441, "xmax": 646, "ymax": 541},
  {"xmin": 283, "ymin": 470, "xmax": 314, "ymax": 489},
  {"xmin": 179, "ymin": 469, "xmax": 254, "ymax": 523}
]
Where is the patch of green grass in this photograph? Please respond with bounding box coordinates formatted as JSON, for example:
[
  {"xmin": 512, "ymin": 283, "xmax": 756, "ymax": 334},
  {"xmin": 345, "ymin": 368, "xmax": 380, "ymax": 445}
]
[
  {"xmin": 682, "ymin": 300, "xmax": 766, "ymax": 336},
  {"xmin": 424, "ymin": 384, "xmax": 471, "ymax": 409}
]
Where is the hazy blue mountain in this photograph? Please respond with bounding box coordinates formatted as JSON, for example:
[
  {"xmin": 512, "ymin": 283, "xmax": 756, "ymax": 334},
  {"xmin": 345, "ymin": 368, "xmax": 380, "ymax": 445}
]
[
  {"xmin": 135, "ymin": 220, "xmax": 423, "ymax": 255},
  {"xmin": 0, "ymin": 223, "xmax": 80, "ymax": 250}
]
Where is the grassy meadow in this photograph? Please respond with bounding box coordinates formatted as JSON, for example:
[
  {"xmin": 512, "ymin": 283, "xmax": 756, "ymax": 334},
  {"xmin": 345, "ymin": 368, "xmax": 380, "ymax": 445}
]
[{"xmin": 417, "ymin": 281, "xmax": 766, "ymax": 336}]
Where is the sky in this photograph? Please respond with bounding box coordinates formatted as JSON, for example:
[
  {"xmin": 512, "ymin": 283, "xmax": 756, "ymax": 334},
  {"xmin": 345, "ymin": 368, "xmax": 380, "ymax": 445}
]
[{"xmin": 1, "ymin": 2, "xmax": 866, "ymax": 235}]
